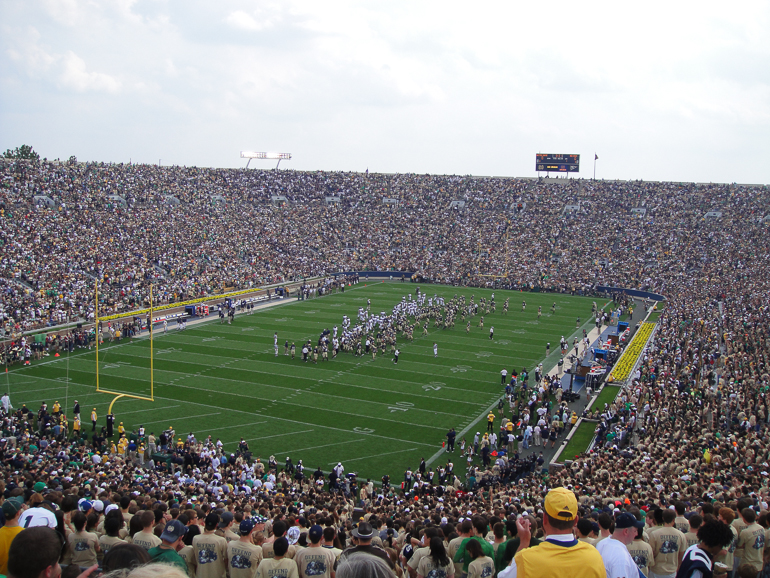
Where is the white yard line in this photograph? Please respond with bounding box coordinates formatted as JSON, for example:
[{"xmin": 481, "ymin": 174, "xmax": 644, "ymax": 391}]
[
  {"xmin": 137, "ymin": 412, "xmax": 220, "ymax": 426},
  {"xmin": 115, "ymin": 405, "xmax": 181, "ymax": 417},
  {"xmin": 202, "ymin": 421, "xmax": 267, "ymax": 435},
  {"xmin": 84, "ymin": 350, "xmax": 477, "ymax": 417},
  {"xmin": 273, "ymin": 439, "xmax": 359, "ymax": 456},
  {"xmin": 329, "ymin": 447, "xmax": 421, "ymax": 465},
  {"xmin": 236, "ymin": 429, "xmax": 315, "ymax": 444}
]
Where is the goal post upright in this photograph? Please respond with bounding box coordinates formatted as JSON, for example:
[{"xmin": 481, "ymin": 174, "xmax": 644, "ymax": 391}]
[
  {"xmin": 95, "ymin": 279, "xmax": 100, "ymax": 392},
  {"xmin": 93, "ymin": 278, "xmax": 154, "ymax": 407},
  {"xmin": 150, "ymin": 283, "xmax": 154, "ymax": 401}
]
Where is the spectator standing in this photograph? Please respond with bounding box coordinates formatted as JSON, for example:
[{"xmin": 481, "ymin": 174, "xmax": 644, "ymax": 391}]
[
  {"xmin": 676, "ymin": 520, "xmax": 735, "ymax": 578},
  {"xmin": 734, "ymin": 509, "xmax": 764, "ymax": 575},
  {"xmin": 227, "ymin": 519, "xmax": 263, "ymax": 578},
  {"xmin": 193, "ymin": 513, "xmax": 228, "ymax": 578},
  {"xmin": 627, "ymin": 525, "xmax": 655, "ymax": 578},
  {"xmin": 499, "ymin": 487, "xmax": 604, "ymax": 578},
  {"xmin": 130, "ymin": 511, "xmax": 162, "ymax": 551},
  {"xmin": 256, "ymin": 538, "xmax": 298, "ymax": 578},
  {"xmin": 295, "ymin": 525, "xmax": 336, "ymax": 578},
  {"xmin": 596, "ymin": 513, "xmax": 644, "ymax": 578},
  {"xmin": 8, "ymin": 527, "xmax": 83, "ymax": 578},
  {"xmin": 337, "ymin": 522, "xmax": 393, "ymax": 570},
  {"xmin": 649, "ymin": 509, "xmax": 687, "ymax": 578},
  {"xmin": 0, "ymin": 497, "xmax": 25, "ymax": 575},
  {"xmin": 68, "ymin": 511, "xmax": 100, "ymax": 568},
  {"xmin": 149, "ymin": 519, "xmax": 189, "ymax": 572}
]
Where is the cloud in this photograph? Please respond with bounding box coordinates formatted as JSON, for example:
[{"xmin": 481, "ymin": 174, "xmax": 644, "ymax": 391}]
[
  {"xmin": 224, "ymin": 7, "xmax": 281, "ymax": 32},
  {"xmin": 58, "ymin": 51, "xmax": 121, "ymax": 93},
  {"xmin": 225, "ymin": 10, "xmax": 263, "ymax": 31},
  {"xmin": 1, "ymin": 0, "xmax": 769, "ymax": 182}
]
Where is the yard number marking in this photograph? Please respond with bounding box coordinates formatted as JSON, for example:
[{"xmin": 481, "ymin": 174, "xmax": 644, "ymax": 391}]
[{"xmin": 389, "ymin": 401, "xmax": 414, "ymax": 413}]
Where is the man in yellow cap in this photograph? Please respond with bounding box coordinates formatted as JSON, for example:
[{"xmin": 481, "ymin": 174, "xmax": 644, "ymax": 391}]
[
  {"xmin": 91, "ymin": 408, "xmax": 98, "ymax": 431},
  {"xmin": 498, "ymin": 487, "xmax": 605, "ymax": 578}
]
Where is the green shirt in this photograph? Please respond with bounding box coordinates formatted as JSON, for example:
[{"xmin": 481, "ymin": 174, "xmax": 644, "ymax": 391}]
[
  {"xmin": 148, "ymin": 545, "xmax": 188, "ymax": 572},
  {"xmin": 493, "ymin": 536, "xmax": 541, "ymax": 572},
  {"xmin": 453, "ymin": 537, "xmax": 495, "ymax": 573}
]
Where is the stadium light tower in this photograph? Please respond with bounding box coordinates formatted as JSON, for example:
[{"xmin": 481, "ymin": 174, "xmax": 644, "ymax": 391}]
[{"xmin": 240, "ymin": 151, "xmax": 292, "ymax": 169}]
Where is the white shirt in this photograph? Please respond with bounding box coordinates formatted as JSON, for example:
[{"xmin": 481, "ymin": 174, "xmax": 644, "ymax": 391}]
[{"xmin": 596, "ymin": 536, "xmax": 639, "ymax": 578}]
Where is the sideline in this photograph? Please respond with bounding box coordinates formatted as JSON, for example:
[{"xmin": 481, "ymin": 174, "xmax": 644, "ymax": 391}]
[{"xmin": 424, "ymin": 300, "xmax": 612, "ymax": 469}]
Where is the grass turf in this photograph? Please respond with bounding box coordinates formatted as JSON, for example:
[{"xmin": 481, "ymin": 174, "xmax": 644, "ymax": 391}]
[
  {"xmin": 593, "ymin": 384, "xmax": 621, "ymax": 411},
  {"xmin": 7, "ymin": 282, "xmax": 600, "ymax": 480},
  {"xmin": 561, "ymin": 421, "xmax": 597, "ymax": 460}
]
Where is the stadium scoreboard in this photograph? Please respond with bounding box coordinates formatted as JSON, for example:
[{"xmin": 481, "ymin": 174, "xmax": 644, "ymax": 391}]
[{"xmin": 536, "ymin": 154, "xmax": 580, "ymax": 173}]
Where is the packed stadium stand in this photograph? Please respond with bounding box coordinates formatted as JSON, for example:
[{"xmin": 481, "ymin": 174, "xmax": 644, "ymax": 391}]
[{"xmin": 1, "ymin": 158, "xmax": 769, "ymax": 577}]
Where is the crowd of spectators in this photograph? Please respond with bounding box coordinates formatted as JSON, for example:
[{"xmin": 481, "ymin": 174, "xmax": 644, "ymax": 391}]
[
  {"xmin": 1, "ymin": 158, "xmax": 770, "ymax": 577},
  {"xmin": 4, "ymin": 160, "xmax": 766, "ymax": 335}
]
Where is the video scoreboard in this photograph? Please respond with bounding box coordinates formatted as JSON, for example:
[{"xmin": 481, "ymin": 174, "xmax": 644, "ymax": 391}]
[{"xmin": 536, "ymin": 154, "xmax": 580, "ymax": 173}]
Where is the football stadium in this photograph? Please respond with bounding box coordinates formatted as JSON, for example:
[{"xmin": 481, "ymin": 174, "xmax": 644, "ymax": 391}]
[{"xmin": 1, "ymin": 3, "xmax": 768, "ymax": 577}]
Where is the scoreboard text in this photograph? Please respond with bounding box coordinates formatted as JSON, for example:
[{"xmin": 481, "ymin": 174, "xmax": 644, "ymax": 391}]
[{"xmin": 536, "ymin": 154, "xmax": 580, "ymax": 172}]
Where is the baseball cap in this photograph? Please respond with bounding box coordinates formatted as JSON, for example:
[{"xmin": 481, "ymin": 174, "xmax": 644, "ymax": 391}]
[
  {"xmin": 78, "ymin": 499, "xmax": 93, "ymax": 512},
  {"xmin": 615, "ymin": 512, "xmax": 645, "ymax": 529},
  {"xmin": 105, "ymin": 504, "xmax": 119, "ymax": 515},
  {"xmin": 239, "ymin": 519, "xmax": 256, "ymax": 535},
  {"xmin": 544, "ymin": 487, "xmax": 578, "ymax": 521},
  {"xmin": 92, "ymin": 500, "xmax": 105, "ymax": 513},
  {"xmin": 352, "ymin": 521, "xmax": 374, "ymax": 539},
  {"xmin": 160, "ymin": 520, "xmax": 187, "ymax": 542},
  {"xmin": 286, "ymin": 526, "xmax": 300, "ymax": 545},
  {"xmin": 2, "ymin": 497, "xmax": 24, "ymax": 517},
  {"xmin": 18, "ymin": 507, "xmax": 57, "ymax": 529},
  {"xmin": 205, "ymin": 512, "xmax": 220, "ymax": 530},
  {"xmin": 218, "ymin": 512, "xmax": 234, "ymax": 528},
  {"xmin": 33, "ymin": 482, "xmax": 47, "ymax": 493},
  {"xmin": 308, "ymin": 525, "xmax": 323, "ymax": 542}
]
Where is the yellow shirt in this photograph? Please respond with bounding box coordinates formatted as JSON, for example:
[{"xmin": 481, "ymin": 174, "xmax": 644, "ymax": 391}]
[
  {"xmin": 0, "ymin": 525, "xmax": 24, "ymax": 574},
  {"xmin": 515, "ymin": 539, "xmax": 605, "ymax": 578}
]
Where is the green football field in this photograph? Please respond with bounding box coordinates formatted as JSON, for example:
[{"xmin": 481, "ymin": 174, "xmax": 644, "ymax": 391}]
[{"xmin": 6, "ymin": 282, "xmax": 599, "ymax": 481}]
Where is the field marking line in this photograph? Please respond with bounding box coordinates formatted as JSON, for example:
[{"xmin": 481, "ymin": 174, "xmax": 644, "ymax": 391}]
[
  {"xmin": 273, "ymin": 439, "xmax": 359, "ymax": 456},
  {"xmin": 98, "ymin": 348, "xmax": 489, "ymax": 399},
  {"xmin": 236, "ymin": 429, "xmax": 315, "ymax": 444},
  {"xmin": 4, "ymin": 338, "xmax": 141, "ymax": 374},
  {"xmin": 7, "ymin": 370, "xmax": 439, "ymax": 449},
  {"xmin": 142, "ymin": 350, "xmax": 487, "ymax": 400},
  {"xmin": 140, "ymin": 412, "xmax": 221, "ymax": 426},
  {"xmin": 242, "ymin": 409, "xmax": 437, "ymax": 449},
  {"xmin": 66, "ymin": 355, "xmax": 469, "ymax": 421},
  {"xmin": 202, "ymin": 421, "xmax": 267, "ymax": 435},
  {"xmin": 4, "ymin": 385, "xmax": 76, "ymax": 396},
  {"xmin": 10, "ymin": 393, "xmax": 106, "ymax": 407},
  {"xmin": 425, "ymin": 300, "xmax": 615, "ymax": 468},
  {"xmin": 2, "ymin": 284, "xmax": 372, "ymax": 376},
  {"xmin": 97, "ymin": 348, "xmax": 504, "ymax": 399},
  {"xmin": 114, "ymin": 405, "xmax": 181, "ymax": 416},
  {"xmin": 328, "ymin": 446, "xmax": 421, "ymax": 465},
  {"xmin": 156, "ymin": 379, "xmax": 454, "ymax": 429}
]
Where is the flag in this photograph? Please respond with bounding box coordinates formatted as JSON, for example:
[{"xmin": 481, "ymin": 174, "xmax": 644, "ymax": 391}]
[{"xmin": 595, "ymin": 154, "xmax": 598, "ymax": 160}]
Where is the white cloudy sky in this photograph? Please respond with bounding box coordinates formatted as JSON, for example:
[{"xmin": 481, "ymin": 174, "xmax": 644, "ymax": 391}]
[{"xmin": 1, "ymin": 0, "xmax": 769, "ymax": 183}]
